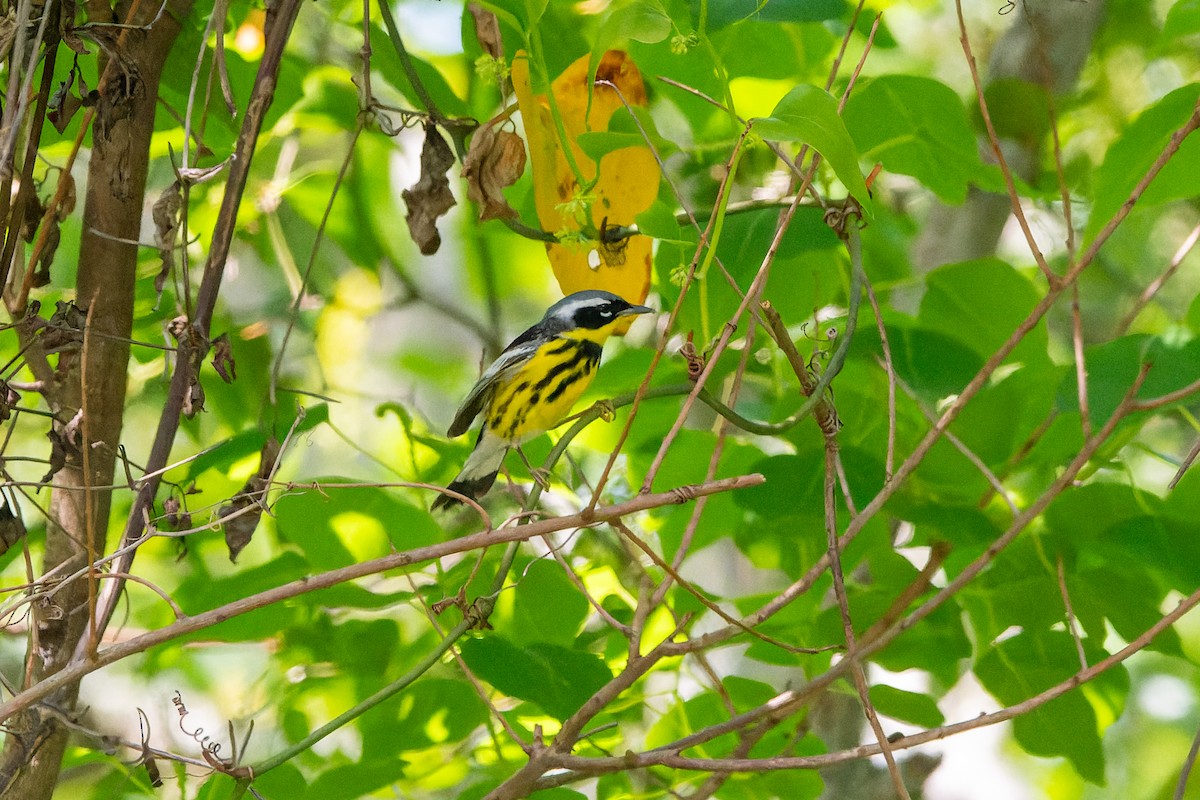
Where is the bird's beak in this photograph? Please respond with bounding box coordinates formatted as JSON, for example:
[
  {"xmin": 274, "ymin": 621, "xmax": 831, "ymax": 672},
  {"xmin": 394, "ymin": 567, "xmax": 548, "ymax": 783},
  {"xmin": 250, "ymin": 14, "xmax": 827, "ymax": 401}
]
[{"xmin": 619, "ymin": 304, "xmax": 654, "ymax": 317}]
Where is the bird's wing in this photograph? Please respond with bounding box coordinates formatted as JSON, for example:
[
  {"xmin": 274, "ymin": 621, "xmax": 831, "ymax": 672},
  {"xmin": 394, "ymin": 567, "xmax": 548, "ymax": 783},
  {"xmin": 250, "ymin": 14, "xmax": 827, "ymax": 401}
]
[{"xmin": 446, "ymin": 337, "xmax": 543, "ymax": 437}]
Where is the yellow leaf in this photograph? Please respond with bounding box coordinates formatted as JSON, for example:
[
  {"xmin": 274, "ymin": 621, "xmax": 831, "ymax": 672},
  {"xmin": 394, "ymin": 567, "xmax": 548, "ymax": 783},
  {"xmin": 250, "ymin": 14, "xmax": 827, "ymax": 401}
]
[{"xmin": 513, "ymin": 49, "xmax": 659, "ymax": 320}]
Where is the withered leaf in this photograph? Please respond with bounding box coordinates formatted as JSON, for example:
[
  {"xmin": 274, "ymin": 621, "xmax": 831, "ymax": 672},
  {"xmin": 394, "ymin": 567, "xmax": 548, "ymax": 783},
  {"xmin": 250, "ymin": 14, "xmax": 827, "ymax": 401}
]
[
  {"xmin": 32, "ymin": 219, "xmax": 61, "ymax": 288},
  {"xmin": 58, "ymin": 172, "xmax": 77, "ymax": 218},
  {"xmin": 462, "ymin": 119, "xmax": 525, "ymax": 221},
  {"xmin": 220, "ymin": 437, "xmax": 280, "ymax": 562},
  {"xmin": 51, "ymin": 299, "xmax": 88, "ymax": 330},
  {"xmin": 62, "ymin": 408, "xmax": 84, "ymax": 449},
  {"xmin": 402, "ymin": 125, "xmax": 456, "ymax": 255},
  {"xmin": 0, "ymin": 500, "xmax": 27, "ymax": 558},
  {"xmin": 43, "ymin": 429, "xmax": 69, "ymax": 484},
  {"xmin": 0, "ymin": 381, "xmax": 20, "ymax": 422},
  {"xmin": 0, "ymin": 9, "xmax": 17, "ymax": 62},
  {"xmin": 48, "ymin": 82, "xmax": 83, "ymax": 133},
  {"xmin": 21, "ymin": 194, "xmax": 47, "ymax": 242},
  {"xmin": 152, "ymin": 182, "xmax": 182, "ymax": 299},
  {"xmin": 163, "ymin": 496, "xmax": 192, "ymax": 531},
  {"xmin": 168, "ymin": 315, "xmax": 210, "ymax": 418},
  {"xmin": 182, "ymin": 378, "xmax": 205, "ymax": 418},
  {"xmin": 211, "ymin": 333, "xmax": 236, "ymax": 383},
  {"xmin": 60, "ymin": 7, "xmax": 89, "ymax": 56},
  {"xmin": 220, "ymin": 507, "xmax": 258, "ymax": 564},
  {"xmin": 39, "ymin": 300, "xmax": 87, "ymax": 351},
  {"xmin": 468, "ymin": 3, "xmax": 503, "ymax": 58},
  {"xmin": 177, "ymin": 159, "xmax": 230, "ymax": 185}
]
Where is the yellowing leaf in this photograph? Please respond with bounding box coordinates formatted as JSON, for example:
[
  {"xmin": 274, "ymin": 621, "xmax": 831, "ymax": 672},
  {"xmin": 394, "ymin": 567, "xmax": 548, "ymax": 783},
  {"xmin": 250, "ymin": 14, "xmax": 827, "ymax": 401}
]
[{"xmin": 513, "ymin": 49, "xmax": 658, "ymax": 316}]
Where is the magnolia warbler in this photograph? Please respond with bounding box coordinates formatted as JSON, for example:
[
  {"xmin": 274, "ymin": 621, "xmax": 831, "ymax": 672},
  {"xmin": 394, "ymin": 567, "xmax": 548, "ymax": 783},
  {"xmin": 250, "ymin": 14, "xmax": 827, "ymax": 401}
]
[{"xmin": 432, "ymin": 290, "xmax": 653, "ymax": 510}]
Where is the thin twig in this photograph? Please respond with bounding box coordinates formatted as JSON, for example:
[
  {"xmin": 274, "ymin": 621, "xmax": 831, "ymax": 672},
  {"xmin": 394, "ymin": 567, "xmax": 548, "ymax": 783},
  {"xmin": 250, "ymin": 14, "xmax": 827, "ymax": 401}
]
[
  {"xmin": 1057, "ymin": 554, "xmax": 1087, "ymax": 671},
  {"xmin": 1071, "ymin": 283, "xmax": 1092, "ymax": 439},
  {"xmin": 862, "ymin": 274, "xmax": 896, "ymax": 479},
  {"xmin": 1175, "ymin": 719, "xmax": 1200, "ymax": 800},
  {"xmin": 1118, "ymin": 221, "xmax": 1200, "ymax": 335},
  {"xmin": 1169, "ymin": 437, "xmax": 1200, "ymax": 491},
  {"xmin": 955, "ymin": 0, "xmax": 1055, "ymax": 283},
  {"xmin": 824, "ymin": 443, "xmax": 911, "ymax": 800}
]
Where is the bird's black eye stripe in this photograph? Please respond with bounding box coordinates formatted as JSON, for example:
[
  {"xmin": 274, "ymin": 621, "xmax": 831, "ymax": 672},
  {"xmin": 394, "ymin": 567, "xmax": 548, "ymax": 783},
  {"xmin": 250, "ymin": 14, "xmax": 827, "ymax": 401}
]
[{"xmin": 574, "ymin": 301, "xmax": 623, "ymax": 329}]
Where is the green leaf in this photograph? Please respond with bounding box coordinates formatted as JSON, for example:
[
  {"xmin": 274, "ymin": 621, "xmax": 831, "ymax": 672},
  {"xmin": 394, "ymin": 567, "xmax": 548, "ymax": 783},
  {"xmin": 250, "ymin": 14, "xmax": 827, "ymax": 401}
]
[
  {"xmin": 530, "ymin": 789, "xmax": 588, "ymax": 800},
  {"xmin": 512, "ymin": 559, "xmax": 590, "ymax": 647},
  {"xmin": 694, "ymin": 0, "xmax": 847, "ymax": 28},
  {"xmin": 737, "ymin": 452, "xmax": 825, "ymax": 518},
  {"xmin": 918, "ymin": 258, "xmax": 1049, "ymax": 368},
  {"xmin": 1056, "ymin": 335, "xmax": 1200, "ymax": 423},
  {"xmin": 595, "ymin": 0, "xmax": 672, "ymax": 51},
  {"xmin": 307, "ymin": 761, "xmax": 410, "ymax": 800},
  {"xmin": 459, "ymin": 636, "xmax": 612, "ymax": 720},
  {"xmin": 852, "ymin": 321, "xmax": 984, "ymax": 402},
  {"xmin": 655, "ymin": 205, "xmax": 839, "ymax": 340},
  {"xmin": 869, "ymin": 685, "xmax": 945, "ymax": 728},
  {"xmin": 386, "ymin": 679, "xmax": 489, "ymax": 751},
  {"xmin": 1087, "ymin": 83, "xmax": 1200, "ymax": 240},
  {"xmin": 636, "ymin": 200, "xmax": 692, "ymax": 244},
  {"xmin": 1072, "ymin": 566, "xmax": 1182, "ymax": 656},
  {"xmin": 752, "ymin": 85, "xmax": 872, "ymax": 208},
  {"xmin": 982, "ymin": 79, "xmax": 1053, "ymax": 146},
  {"xmin": 246, "ymin": 764, "xmax": 307, "ymax": 800},
  {"xmin": 578, "ymin": 106, "xmax": 674, "ymax": 164},
  {"xmin": 274, "ymin": 480, "xmax": 441, "ymax": 569},
  {"xmin": 843, "ymin": 75, "xmax": 984, "ymax": 203},
  {"xmin": 368, "ymin": 24, "xmax": 471, "ymax": 119},
  {"xmin": 975, "ymin": 630, "xmax": 1125, "ymax": 785},
  {"xmin": 1162, "ymin": 0, "xmax": 1200, "ymax": 43}
]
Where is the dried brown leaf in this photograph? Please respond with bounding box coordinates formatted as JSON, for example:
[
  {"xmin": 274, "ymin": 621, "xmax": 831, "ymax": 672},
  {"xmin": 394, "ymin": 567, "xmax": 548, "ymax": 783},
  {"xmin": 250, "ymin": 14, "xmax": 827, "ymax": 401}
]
[
  {"xmin": 211, "ymin": 333, "xmax": 236, "ymax": 383},
  {"xmin": 469, "ymin": 3, "xmax": 504, "ymax": 58},
  {"xmin": 43, "ymin": 429, "xmax": 69, "ymax": 484},
  {"xmin": 402, "ymin": 125, "xmax": 457, "ymax": 255},
  {"xmin": 32, "ymin": 219, "xmax": 60, "ymax": 288},
  {"xmin": 48, "ymin": 86, "xmax": 82, "ymax": 133},
  {"xmin": 21, "ymin": 194, "xmax": 47, "ymax": 242},
  {"xmin": 152, "ymin": 182, "xmax": 182, "ymax": 298},
  {"xmin": 163, "ymin": 496, "xmax": 192, "ymax": 531},
  {"xmin": 182, "ymin": 378, "xmax": 205, "ymax": 418},
  {"xmin": 0, "ymin": 500, "xmax": 26, "ymax": 558},
  {"xmin": 220, "ymin": 503, "xmax": 259, "ymax": 563},
  {"xmin": 177, "ymin": 160, "xmax": 230, "ymax": 185},
  {"xmin": 58, "ymin": 172, "xmax": 77, "ymax": 219},
  {"xmin": 0, "ymin": 381, "xmax": 19, "ymax": 422},
  {"xmin": 220, "ymin": 438, "xmax": 280, "ymax": 562},
  {"xmin": 0, "ymin": 9, "xmax": 17, "ymax": 62},
  {"xmin": 39, "ymin": 300, "xmax": 87, "ymax": 351},
  {"xmin": 462, "ymin": 120, "xmax": 525, "ymax": 221}
]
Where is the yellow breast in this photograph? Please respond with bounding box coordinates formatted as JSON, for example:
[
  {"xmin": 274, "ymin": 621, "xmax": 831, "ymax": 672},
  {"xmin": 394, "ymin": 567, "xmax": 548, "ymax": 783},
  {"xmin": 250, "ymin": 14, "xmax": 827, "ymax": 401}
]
[{"xmin": 486, "ymin": 337, "xmax": 602, "ymax": 444}]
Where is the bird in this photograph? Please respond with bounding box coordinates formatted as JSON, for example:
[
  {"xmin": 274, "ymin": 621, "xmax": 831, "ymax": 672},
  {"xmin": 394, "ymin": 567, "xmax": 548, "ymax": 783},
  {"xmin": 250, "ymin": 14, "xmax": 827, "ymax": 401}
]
[{"xmin": 432, "ymin": 290, "xmax": 653, "ymax": 511}]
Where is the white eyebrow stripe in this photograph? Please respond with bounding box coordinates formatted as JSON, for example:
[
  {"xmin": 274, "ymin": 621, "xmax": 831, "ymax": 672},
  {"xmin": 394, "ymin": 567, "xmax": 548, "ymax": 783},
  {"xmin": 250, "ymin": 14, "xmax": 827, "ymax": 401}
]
[{"xmin": 557, "ymin": 298, "xmax": 611, "ymax": 315}]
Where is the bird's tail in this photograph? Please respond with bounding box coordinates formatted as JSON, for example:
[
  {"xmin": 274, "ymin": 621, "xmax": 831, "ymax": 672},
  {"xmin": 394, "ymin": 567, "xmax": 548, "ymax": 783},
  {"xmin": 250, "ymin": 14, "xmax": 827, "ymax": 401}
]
[{"xmin": 432, "ymin": 432, "xmax": 508, "ymax": 511}]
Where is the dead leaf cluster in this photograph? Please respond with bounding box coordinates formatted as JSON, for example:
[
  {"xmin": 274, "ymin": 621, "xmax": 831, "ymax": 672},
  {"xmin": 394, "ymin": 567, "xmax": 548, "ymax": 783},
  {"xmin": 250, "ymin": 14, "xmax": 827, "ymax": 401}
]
[
  {"xmin": 462, "ymin": 118, "xmax": 525, "ymax": 221},
  {"xmin": 402, "ymin": 125, "xmax": 457, "ymax": 255}
]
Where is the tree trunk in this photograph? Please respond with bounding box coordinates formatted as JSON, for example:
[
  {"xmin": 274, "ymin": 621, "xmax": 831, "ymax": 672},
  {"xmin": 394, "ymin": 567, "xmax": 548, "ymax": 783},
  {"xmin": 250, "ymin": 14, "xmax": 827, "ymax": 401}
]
[{"xmin": 0, "ymin": 3, "xmax": 191, "ymax": 797}]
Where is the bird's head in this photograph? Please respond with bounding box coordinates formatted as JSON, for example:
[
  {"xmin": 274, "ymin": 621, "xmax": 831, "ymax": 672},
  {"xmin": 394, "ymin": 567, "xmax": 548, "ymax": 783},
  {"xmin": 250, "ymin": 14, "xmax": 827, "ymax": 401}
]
[{"xmin": 545, "ymin": 290, "xmax": 654, "ymax": 341}]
